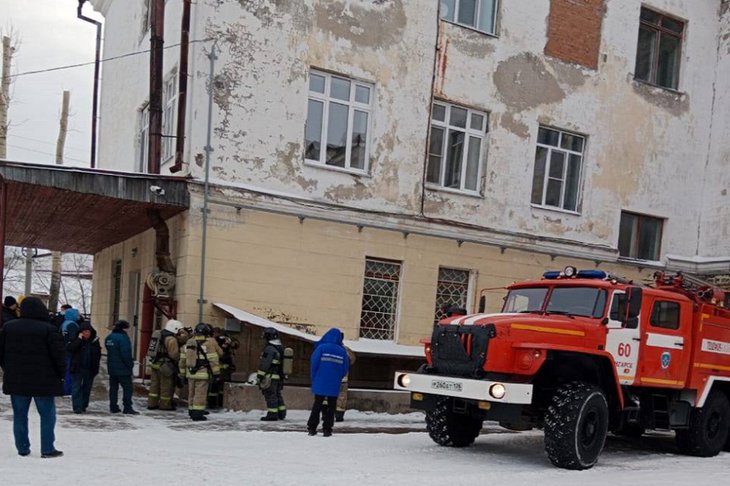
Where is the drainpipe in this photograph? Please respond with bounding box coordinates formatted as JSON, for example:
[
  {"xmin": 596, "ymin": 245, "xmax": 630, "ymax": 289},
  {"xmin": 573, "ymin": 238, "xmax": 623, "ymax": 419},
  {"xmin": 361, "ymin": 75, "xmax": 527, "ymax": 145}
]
[
  {"xmin": 139, "ymin": 283, "xmax": 155, "ymax": 377},
  {"xmin": 148, "ymin": 0, "xmax": 165, "ymax": 174},
  {"xmin": 0, "ymin": 178, "xmax": 6, "ymax": 327},
  {"xmin": 77, "ymin": 0, "xmax": 102, "ymax": 168},
  {"xmin": 170, "ymin": 0, "xmax": 191, "ymax": 174}
]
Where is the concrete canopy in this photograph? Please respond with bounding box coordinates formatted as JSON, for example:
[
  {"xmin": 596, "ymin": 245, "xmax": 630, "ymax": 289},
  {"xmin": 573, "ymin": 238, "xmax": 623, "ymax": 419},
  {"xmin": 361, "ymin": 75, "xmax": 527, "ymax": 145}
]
[{"xmin": 0, "ymin": 161, "xmax": 189, "ymax": 254}]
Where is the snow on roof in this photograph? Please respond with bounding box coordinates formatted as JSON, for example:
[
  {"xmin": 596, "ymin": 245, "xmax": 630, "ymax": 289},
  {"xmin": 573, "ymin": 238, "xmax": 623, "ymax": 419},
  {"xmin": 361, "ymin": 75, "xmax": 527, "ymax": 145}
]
[{"xmin": 214, "ymin": 303, "xmax": 425, "ymax": 358}]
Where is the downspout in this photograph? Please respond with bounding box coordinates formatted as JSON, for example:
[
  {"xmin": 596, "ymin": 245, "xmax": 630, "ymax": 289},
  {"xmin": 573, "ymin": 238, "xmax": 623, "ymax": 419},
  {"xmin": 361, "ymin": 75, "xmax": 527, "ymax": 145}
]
[
  {"xmin": 419, "ymin": 3, "xmax": 442, "ymax": 218},
  {"xmin": 76, "ymin": 0, "xmax": 102, "ymax": 168},
  {"xmin": 0, "ymin": 177, "xmax": 6, "ymax": 327},
  {"xmin": 139, "ymin": 284, "xmax": 155, "ymax": 377},
  {"xmin": 170, "ymin": 0, "xmax": 191, "ymax": 174},
  {"xmin": 148, "ymin": 0, "xmax": 165, "ymax": 174}
]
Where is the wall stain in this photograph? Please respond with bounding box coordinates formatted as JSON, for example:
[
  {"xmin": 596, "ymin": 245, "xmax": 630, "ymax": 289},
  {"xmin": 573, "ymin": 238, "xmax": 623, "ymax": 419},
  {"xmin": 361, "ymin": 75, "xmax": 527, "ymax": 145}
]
[
  {"xmin": 272, "ymin": 142, "xmax": 318, "ymax": 192},
  {"xmin": 446, "ymin": 23, "xmax": 496, "ymax": 58},
  {"xmin": 632, "ymin": 81, "xmax": 690, "ymax": 117},
  {"xmin": 494, "ymin": 53, "xmax": 571, "ymax": 111},
  {"xmin": 499, "ymin": 112, "xmax": 530, "ymax": 139},
  {"xmin": 314, "ymin": 0, "xmax": 406, "ymax": 47}
]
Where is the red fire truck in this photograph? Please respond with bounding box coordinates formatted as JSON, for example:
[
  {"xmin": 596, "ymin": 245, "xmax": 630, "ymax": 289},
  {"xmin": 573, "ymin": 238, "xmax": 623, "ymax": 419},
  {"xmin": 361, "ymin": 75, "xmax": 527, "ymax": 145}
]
[{"xmin": 394, "ymin": 267, "xmax": 730, "ymax": 469}]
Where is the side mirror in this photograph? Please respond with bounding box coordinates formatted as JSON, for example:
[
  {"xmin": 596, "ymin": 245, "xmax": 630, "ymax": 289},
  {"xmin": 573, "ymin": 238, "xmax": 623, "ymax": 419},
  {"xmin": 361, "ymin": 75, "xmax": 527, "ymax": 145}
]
[
  {"xmin": 624, "ymin": 287, "xmax": 642, "ymax": 329},
  {"xmin": 478, "ymin": 295, "xmax": 486, "ymax": 313}
]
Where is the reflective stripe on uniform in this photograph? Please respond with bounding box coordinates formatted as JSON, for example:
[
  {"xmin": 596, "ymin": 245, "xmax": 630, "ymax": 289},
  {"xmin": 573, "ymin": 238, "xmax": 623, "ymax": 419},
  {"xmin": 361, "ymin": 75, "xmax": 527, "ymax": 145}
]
[
  {"xmin": 278, "ymin": 405, "xmax": 287, "ymax": 411},
  {"xmin": 148, "ymin": 393, "xmax": 159, "ymax": 398},
  {"xmin": 191, "ymin": 404, "xmax": 206, "ymax": 410},
  {"xmin": 267, "ymin": 408, "xmax": 278, "ymax": 413}
]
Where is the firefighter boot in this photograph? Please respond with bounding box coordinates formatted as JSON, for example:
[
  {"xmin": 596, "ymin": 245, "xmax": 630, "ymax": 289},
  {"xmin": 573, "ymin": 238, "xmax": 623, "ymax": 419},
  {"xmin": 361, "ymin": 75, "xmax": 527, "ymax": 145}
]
[
  {"xmin": 323, "ymin": 428, "xmax": 332, "ymax": 437},
  {"xmin": 278, "ymin": 409, "xmax": 287, "ymax": 420},
  {"xmin": 260, "ymin": 412, "xmax": 279, "ymax": 421},
  {"xmin": 307, "ymin": 428, "xmax": 317, "ymax": 436},
  {"xmin": 335, "ymin": 411, "xmax": 345, "ymax": 422},
  {"xmin": 191, "ymin": 410, "xmax": 207, "ymax": 422}
]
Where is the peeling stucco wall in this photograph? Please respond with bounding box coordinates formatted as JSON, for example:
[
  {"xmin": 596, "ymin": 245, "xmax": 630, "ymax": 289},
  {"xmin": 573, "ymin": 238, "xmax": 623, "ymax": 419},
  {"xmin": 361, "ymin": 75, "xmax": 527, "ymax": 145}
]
[
  {"xmin": 428, "ymin": 0, "xmax": 722, "ymax": 261},
  {"xmin": 93, "ymin": 0, "xmax": 729, "ymax": 264}
]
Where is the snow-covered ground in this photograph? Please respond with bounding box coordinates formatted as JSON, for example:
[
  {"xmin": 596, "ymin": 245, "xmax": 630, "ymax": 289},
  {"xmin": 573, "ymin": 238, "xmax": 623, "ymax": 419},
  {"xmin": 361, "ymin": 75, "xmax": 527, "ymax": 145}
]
[{"xmin": 1, "ymin": 392, "xmax": 729, "ymax": 485}]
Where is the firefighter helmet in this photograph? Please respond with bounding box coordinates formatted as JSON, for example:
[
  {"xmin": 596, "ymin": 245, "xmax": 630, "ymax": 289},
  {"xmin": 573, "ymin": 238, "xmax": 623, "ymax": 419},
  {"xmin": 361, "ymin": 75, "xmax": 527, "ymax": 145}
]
[
  {"xmin": 195, "ymin": 322, "xmax": 212, "ymax": 336},
  {"xmin": 263, "ymin": 327, "xmax": 279, "ymax": 341},
  {"xmin": 165, "ymin": 319, "xmax": 184, "ymax": 334}
]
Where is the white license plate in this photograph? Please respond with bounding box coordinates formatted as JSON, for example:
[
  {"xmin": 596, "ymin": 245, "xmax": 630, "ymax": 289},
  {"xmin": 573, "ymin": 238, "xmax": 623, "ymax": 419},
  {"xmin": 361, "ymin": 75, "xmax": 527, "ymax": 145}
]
[{"xmin": 431, "ymin": 379, "xmax": 463, "ymax": 392}]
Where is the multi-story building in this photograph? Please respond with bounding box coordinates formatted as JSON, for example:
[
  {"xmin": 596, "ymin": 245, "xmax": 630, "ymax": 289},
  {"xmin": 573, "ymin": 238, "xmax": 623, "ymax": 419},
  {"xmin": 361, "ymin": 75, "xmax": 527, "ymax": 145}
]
[{"xmin": 87, "ymin": 0, "xmax": 730, "ymax": 357}]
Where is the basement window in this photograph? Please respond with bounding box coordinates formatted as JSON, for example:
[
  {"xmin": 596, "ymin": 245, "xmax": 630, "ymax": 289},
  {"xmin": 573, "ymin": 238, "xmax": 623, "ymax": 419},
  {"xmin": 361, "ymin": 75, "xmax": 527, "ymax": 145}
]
[
  {"xmin": 305, "ymin": 70, "xmax": 373, "ymax": 173},
  {"xmin": 634, "ymin": 8, "xmax": 684, "ymax": 90},
  {"xmin": 440, "ymin": 0, "xmax": 498, "ymax": 35},
  {"xmin": 618, "ymin": 211, "xmax": 664, "ymax": 261}
]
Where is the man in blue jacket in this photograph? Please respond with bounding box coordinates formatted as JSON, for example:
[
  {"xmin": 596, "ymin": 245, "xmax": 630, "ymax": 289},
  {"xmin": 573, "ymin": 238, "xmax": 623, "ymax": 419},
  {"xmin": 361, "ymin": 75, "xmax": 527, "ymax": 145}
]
[
  {"xmin": 105, "ymin": 320, "xmax": 139, "ymax": 415},
  {"xmin": 307, "ymin": 328, "xmax": 349, "ymax": 437}
]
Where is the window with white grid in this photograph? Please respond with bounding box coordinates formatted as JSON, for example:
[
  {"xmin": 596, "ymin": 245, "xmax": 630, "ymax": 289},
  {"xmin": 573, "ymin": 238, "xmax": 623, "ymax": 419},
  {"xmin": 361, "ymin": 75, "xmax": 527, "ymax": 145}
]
[
  {"xmin": 161, "ymin": 72, "xmax": 178, "ymax": 164},
  {"xmin": 427, "ymin": 101, "xmax": 487, "ymax": 194},
  {"xmin": 434, "ymin": 268, "xmax": 470, "ymax": 325},
  {"xmin": 359, "ymin": 258, "xmax": 401, "ymax": 341},
  {"xmin": 305, "ymin": 70, "xmax": 373, "ymax": 173},
  {"xmin": 531, "ymin": 126, "xmax": 585, "ymax": 212}
]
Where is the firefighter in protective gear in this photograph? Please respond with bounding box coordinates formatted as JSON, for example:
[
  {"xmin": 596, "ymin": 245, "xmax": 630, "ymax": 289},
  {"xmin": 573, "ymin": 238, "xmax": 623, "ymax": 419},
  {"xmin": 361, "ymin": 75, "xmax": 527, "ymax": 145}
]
[
  {"xmin": 208, "ymin": 328, "xmax": 238, "ymax": 409},
  {"xmin": 179, "ymin": 323, "xmax": 223, "ymax": 421},
  {"xmin": 148, "ymin": 319, "xmax": 184, "ymax": 410},
  {"xmin": 257, "ymin": 327, "xmax": 286, "ymax": 421}
]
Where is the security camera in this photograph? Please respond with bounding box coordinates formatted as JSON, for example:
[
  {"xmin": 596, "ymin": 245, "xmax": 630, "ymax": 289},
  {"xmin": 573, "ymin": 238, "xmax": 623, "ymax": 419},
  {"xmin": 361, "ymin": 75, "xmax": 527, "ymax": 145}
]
[{"xmin": 149, "ymin": 185, "xmax": 166, "ymax": 196}]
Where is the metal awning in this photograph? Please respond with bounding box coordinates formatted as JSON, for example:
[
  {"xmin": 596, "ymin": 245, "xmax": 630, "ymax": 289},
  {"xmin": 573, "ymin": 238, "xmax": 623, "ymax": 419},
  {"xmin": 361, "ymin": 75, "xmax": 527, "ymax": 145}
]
[{"xmin": 0, "ymin": 160, "xmax": 190, "ymax": 254}]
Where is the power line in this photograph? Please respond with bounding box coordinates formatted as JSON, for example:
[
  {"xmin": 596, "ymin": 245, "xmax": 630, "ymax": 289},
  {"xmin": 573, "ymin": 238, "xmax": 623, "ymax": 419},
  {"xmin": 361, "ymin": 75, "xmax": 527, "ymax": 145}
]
[
  {"xmin": 7, "ymin": 144, "xmax": 88, "ymax": 164},
  {"xmin": 9, "ymin": 38, "xmax": 212, "ymax": 79}
]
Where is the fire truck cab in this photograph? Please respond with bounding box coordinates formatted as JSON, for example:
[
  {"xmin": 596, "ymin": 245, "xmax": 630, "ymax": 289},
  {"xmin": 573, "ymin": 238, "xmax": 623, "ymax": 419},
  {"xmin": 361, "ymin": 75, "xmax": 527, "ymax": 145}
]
[{"xmin": 394, "ymin": 267, "xmax": 730, "ymax": 469}]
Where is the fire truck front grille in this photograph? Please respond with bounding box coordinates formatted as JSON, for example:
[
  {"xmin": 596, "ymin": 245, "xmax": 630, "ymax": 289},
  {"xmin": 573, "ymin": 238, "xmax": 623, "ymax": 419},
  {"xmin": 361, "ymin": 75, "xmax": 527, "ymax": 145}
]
[{"xmin": 430, "ymin": 324, "xmax": 495, "ymax": 378}]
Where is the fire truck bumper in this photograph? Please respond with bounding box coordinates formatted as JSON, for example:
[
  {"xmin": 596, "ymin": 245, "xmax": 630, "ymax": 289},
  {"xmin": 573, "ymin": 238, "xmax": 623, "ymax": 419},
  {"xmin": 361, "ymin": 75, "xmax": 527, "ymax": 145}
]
[{"xmin": 393, "ymin": 371, "xmax": 533, "ymax": 405}]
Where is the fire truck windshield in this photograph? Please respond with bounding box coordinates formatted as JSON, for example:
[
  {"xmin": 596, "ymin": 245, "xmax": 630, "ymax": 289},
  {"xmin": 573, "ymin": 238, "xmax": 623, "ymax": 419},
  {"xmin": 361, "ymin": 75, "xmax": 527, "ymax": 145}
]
[{"xmin": 504, "ymin": 287, "xmax": 608, "ymax": 318}]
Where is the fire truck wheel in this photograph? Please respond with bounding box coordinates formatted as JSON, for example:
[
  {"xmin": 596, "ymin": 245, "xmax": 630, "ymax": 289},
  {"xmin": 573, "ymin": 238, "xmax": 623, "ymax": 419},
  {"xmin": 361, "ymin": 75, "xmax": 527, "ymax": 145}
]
[
  {"xmin": 544, "ymin": 382, "xmax": 609, "ymax": 470},
  {"xmin": 425, "ymin": 398, "xmax": 483, "ymax": 448},
  {"xmin": 676, "ymin": 390, "xmax": 730, "ymax": 457}
]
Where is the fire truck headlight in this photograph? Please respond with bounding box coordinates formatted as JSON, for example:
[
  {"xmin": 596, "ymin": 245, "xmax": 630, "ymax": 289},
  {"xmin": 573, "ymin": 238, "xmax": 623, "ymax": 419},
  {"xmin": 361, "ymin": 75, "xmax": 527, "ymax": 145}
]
[
  {"xmin": 489, "ymin": 383, "xmax": 506, "ymax": 400},
  {"xmin": 397, "ymin": 374, "xmax": 411, "ymax": 388}
]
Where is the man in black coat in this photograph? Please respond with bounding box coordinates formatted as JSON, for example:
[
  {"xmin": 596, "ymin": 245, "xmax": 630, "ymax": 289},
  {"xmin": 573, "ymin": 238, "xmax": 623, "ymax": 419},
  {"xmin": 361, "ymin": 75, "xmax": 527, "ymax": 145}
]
[
  {"xmin": 2, "ymin": 295, "xmax": 19, "ymax": 327},
  {"xmin": 0, "ymin": 297, "xmax": 65, "ymax": 458},
  {"xmin": 67, "ymin": 321, "xmax": 102, "ymax": 413}
]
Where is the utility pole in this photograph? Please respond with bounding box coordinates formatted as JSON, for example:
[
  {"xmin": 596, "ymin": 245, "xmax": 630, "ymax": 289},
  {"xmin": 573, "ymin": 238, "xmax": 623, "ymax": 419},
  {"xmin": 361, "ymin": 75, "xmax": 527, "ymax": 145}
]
[
  {"xmin": 48, "ymin": 90, "xmax": 70, "ymax": 312},
  {"xmin": 0, "ymin": 35, "xmax": 15, "ymax": 159}
]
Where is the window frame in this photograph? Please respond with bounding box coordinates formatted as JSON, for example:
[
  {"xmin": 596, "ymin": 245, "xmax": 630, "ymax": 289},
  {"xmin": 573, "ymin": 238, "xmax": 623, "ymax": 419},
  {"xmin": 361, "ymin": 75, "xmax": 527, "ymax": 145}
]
[
  {"xmin": 440, "ymin": 0, "xmax": 499, "ymax": 36},
  {"xmin": 433, "ymin": 267, "xmax": 473, "ymax": 325},
  {"xmin": 649, "ymin": 300, "xmax": 680, "ymax": 330},
  {"xmin": 618, "ymin": 211, "xmax": 664, "ymax": 261},
  {"xmin": 426, "ymin": 100, "xmax": 488, "ymax": 195},
  {"xmin": 138, "ymin": 103, "xmax": 150, "ymax": 173},
  {"xmin": 305, "ymin": 69, "xmax": 374, "ymax": 175},
  {"xmin": 531, "ymin": 126, "xmax": 586, "ymax": 213},
  {"xmin": 161, "ymin": 71, "xmax": 178, "ymax": 165},
  {"xmin": 634, "ymin": 7, "xmax": 685, "ymax": 90},
  {"xmin": 359, "ymin": 257, "xmax": 402, "ymax": 341}
]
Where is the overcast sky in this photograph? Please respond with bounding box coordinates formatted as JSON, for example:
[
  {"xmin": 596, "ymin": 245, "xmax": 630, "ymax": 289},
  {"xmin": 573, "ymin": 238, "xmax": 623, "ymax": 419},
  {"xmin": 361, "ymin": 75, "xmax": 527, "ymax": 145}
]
[{"xmin": 2, "ymin": 0, "xmax": 103, "ymax": 167}]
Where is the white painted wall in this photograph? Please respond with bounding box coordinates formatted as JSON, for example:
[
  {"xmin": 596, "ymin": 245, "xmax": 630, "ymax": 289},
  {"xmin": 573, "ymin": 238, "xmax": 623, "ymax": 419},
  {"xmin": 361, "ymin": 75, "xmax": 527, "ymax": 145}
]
[{"xmin": 91, "ymin": 0, "xmax": 730, "ymax": 265}]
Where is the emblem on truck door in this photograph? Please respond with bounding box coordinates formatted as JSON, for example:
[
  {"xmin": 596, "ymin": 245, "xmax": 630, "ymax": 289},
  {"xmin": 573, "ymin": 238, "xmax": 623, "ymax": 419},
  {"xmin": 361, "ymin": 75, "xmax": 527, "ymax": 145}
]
[{"xmin": 661, "ymin": 352, "xmax": 671, "ymax": 369}]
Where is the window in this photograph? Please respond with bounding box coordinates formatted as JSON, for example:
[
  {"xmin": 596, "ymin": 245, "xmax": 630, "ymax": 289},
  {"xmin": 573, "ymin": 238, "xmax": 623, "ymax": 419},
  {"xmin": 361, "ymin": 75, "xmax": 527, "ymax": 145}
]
[
  {"xmin": 305, "ymin": 70, "xmax": 373, "ymax": 172},
  {"xmin": 618, "ymin": 211, "xmax": 663, "ymax": 261},
  {"xmin": 111, "ymin": 259, "xmax": 123, "ymax": 325},
  {"xmin": 609, "ymin": 292, "xmax": 627, "ymax": 321},
  {"xmin": 650, "ymin": 301, "xmax": 680, "ymax": 330},
  {"xmin": 440, "ymin": 0, "xmax": 498, "ymax": 35},
  {"xmin": 359, "ymin": 258, "xmax": 401, "ymax": 340},
  {"xmin": 531, "ymin": 126, "xmax": 585, "ymax": 212},
  {"xmin": 634, "ymin": 8, "xmax": 684, "ymax": 90},
  {"xmin": 434, "ymin": 268, "xmax": 470, "ymax": 324},
  {"xmin": 138, "ymin": 105, "xmax": 149, "ymax": 173},
  {"xmin": 427, "ymin": 101, "xmax": 487, "ymax": 193},
  {"xmin": 162, "ymin": 73, "xmax": 178, "ymax": 164}
]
